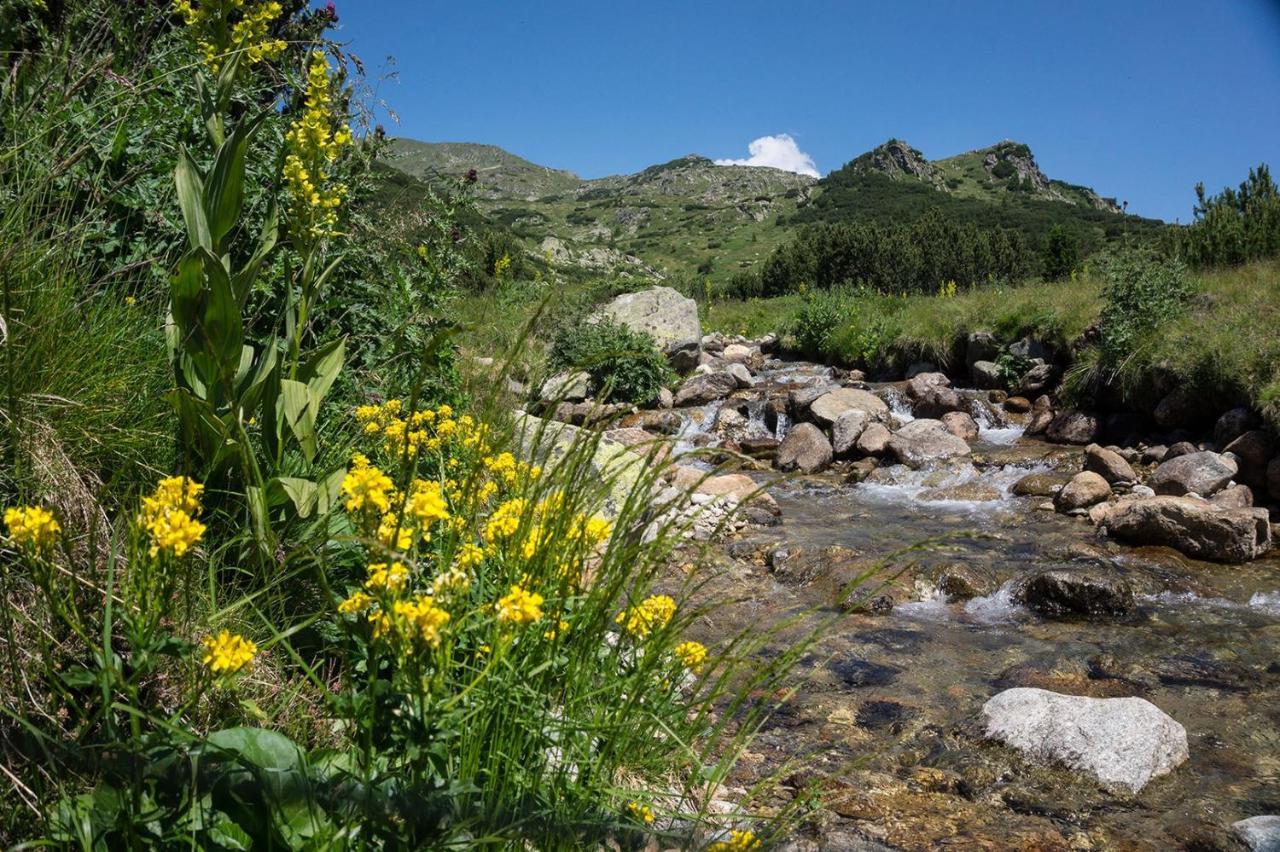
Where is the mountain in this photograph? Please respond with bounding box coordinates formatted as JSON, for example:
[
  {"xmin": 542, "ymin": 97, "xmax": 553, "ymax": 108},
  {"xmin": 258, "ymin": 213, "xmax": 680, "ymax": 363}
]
[{"xmin": 375, "ymin": 138, "xmax": 1160, "ymax": 284}]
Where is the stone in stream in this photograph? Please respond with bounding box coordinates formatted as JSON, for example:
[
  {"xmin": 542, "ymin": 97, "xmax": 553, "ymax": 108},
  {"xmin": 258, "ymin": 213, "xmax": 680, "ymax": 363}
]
[
  {"xmin": 1224, "ymin": 429, "xmax": 1274, "ymax": 488},
  {"xmin": 721, "ymin": 342, "xmax": 753, "ymax": 364},
  {"xmin": 1084, "ymin": 443, "xmax": 1137, "ymax": 484},
  {"xmin": 905, "ymin": 371, "xmax": 950, "ymax": 399},
  {"xmin": 673, "ymin": 371, "xmax": 738, "ymax": 407},
  {"xmin": 1214, "ymin": 406, "xmax": 1257, "ymax": 448},
  {"xmin": 1141, "ymin": 445, "xmax": 1168, "ymax": 465},
  {"xmin": 982, "ymin": 688, "xmax": 1188, "ymax": 793},
  {"xmin": 1013, "ymin": 472, "xmax": 1072, "ymax": 497},
  {"xmin": 930, "ymin": 562, "xmax": 997, "ymax": 600},
  {"xmin": 1054, "ymin": 471, "xmax": 1112, "ymax": 512},
  {"xmin": 1018, "ymin": 361, "xmax": 1055, "ymax": 396},
  {"xmin": 1003, "ymin": 395, "xmax": 1032, "ymax": 413},
  {"xmin": 1163, "ymin": 440, "xmax": 1198, "ymax": 461},
  {"xmin": 1045, "ymin": 409, "xmax": 1101, "ymax": 445},
  {"xmin": 1094, "ymin": 496, "xmax": 1272, "ymax": 563},
  {"xmin": 969, "ymin": 360, "xmax": 1004, "ymax": 390},
  {"xmin": 855, "ymin": 422, "xmax": 893, "ymax": 457},
  {"xmin": 829, "ymin": 657, "xmax": 902, "ymax": 688},
  {"xmin": 912, "ymin": 385, "xmax": 965, "ymax": 419},
  {"xmin": 1148, "ymin": 450, "xmax": 1237, "ymax": 497},
  {"xmin": 856, "ymin": 699, "xmax": 919, "ymax": 733},
  {"xmin": 620, "ymin": 409, "xmax": 682, "ymax": 435},
  {"xmin": 941, "ymin": 411, "xmax": 979, "ymax": 442},
  {"xmin": 1019, "ymin": 568, "xmax": 1135, "ymax": 616},
  {"xmin": 775, "ymin": 423, "xmax": 834, "ymax": 474},
  {"xmin": 725, "ymin": 361, "xmax": 755, "ymax": 389},
  {"xmin": 887, "ymin": 419, "xmax": 972, "ymax": 469},
  {"xmin": 809, "ymin": 388, "xmax": 889, "ymax": 427},
  {"xmin": 1232, "ymin": 815, "xmax": 1280, "ymax": 852},
  {"xmin": 1210, "ymin": 483, "xmax": 1254, "ymax": 509},
  {"xmin": 654, "ymin": 386, "xmax": 674, "ymax": 409},
  {"xmin": 831, "ymin": 409, "xmax": 871, "ymax": 457},
  {"xmin": 738, "ymin": 436, "xmax": 780, "ymax": 460},
  {"xmin": 788, "ymin": 382, "xmax": 837, "ymax": 417}
]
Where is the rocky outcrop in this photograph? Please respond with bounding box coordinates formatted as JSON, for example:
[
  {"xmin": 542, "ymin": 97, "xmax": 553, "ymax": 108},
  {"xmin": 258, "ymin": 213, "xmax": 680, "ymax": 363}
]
[
  {"xmin": 1094, "ymin": 496, "xmax": 1271, "ymax": 563},
  {"xmin": 1054, "ymin": 471, "xmax": 1112, "ymax": 512},
  {"xmin": 982, "ymin": 688, "xmax": 1188, "ymax": 793},
  {"xmin": 673, "ymin": 371, "xmax": 737, "ymax": 407},
  {"xmin": 593, "ymin": 286, "xmax": 701, "ymax": 371},
  {"xmin": 1148, "ymin": 451, "xmax": 1237, "ymax": 497},
  {"xmin": 887, "ymin": 419, "xmax": 971, "ymax": 469},
  {"xmin": 776, "ymin": 423, "xmax": 834, "ymax": 474}
]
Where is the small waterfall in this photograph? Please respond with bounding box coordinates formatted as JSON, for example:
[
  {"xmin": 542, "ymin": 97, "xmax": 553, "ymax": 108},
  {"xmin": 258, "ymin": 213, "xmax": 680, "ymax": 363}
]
[
  {"xmin": 968, "ymin": 396, "xmax": 1025, "ymax": 446},
  {"xmin": 880, "ymin": 387, "xmax": 915, "ymax": 424}
]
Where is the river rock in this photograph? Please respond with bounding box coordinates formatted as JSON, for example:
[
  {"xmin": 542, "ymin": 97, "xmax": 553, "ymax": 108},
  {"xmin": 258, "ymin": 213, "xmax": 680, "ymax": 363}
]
[
  {"xmin": 739, "ymin": 437, "xmax": 780, "ymax": 460},
  {"xmin": 1232, "ymin": 815, "xmax": 1280, "ymax": 852},
  {"xmin": 1018, "ymin": 362, "xmax": 1055, "ymax": 396},
  {"xmin": 941, "ymin": 411, "xmax": 979, "ymax": 441},
  {"xmin": 776, "ymin": 423, "xmax": 834, "ymax": 474},
  {"xmin": 906, "ymin": 362, "xmax": 940, "ymax": 380},
  {"xmin": 1046, "ymin": 410, "xmax": 1101, "ymax": 445},
  {"xmin": 887, "ymin": 419, "xmax": 972, "ymax": 469},
  {"xmin": 1163, "ymin": 440, "xmax": 1198, "ymax": 461},
  {"xmin": 1025, "ymin": 409, "xmax": 1054, "ymax": 436},
  {"xmin": 721, "ymin": 343, "xmax": 753, "ymax": 364},
  {"xmin": 673, "ymin": 371, "xmax": 738, "ymax": 407},
  {"xmin": 1013, "ymin": 472, "xmax": 1072, "ymax": 497},
  {"xmin": 912, "ymin": 385, "xmax": 964, "ymax": 419},
  {"xmin": 692, "ymin": 473, "xmax": 780, "ymax": 516},
  {"xmin": 809, "ymin": 388, "xmax": 889, "ymax": 427},
  {"xmin": 540, "ymin": 370, "xmax": 590, "ymax": 402},
  {"xmin": 1214, "ymin": 407, "xmax": 1257, "ymax": 448},
  {"xmin": 1149, "ymin": 451, "xmax": 1237, "ymax": 497},
  {"xmin": 970, "ymin": 360, "xmax": 1003, "ymax": 390},
  {"xmin": 931, "ymin": 563, "xmax": 997, "ymax": 600},
  {"xmin": 1211, "ymin": 483, "xmax": 1254, "ymax": 509},
  {"xmin": 1019, "ymin": 568, "xmax": 1134, "ymax": 616},
  {"xmin": 905, "ymin": 371, "xmax": 949, "ymax": 398},
  {"xmin": 855, "ymin": 423, "xmax": 892, "ymax": 457},
  {"xmin": 832, "ymin": 410, "xmax": 871, "ymax": 457},
  {"xmin": 789, "ymin": 383, "xmax": 837, "ymax": 417},
  {"xmin": 1084, "ymin": 443, "xmax": 1137, "ymax": 484},
  {"xmin": 982, "ymin": 688, "xmax": 1188, "ymax": 793},
  {"xmin": 1004, "ymin": 396, "xmax": 1032, "ymax": 413},
  {"xmin": 725, "ymin": 362, "xmax": 755, "ymax": 389},
  {"xmin": 1009, "ymin": 338, "xmax": 1050, "ymax": 361},
  {"xmin": 1224, "ymin": 430, "xmax": 1274, "ymax": 488},
  {"xmin": 1055, "ymin": 471, "xmax": 1112, "ymax": 512},
  {"xmin": 1095, "ymin": 496, "xmax": 1272, "ymax": 562},
  {"xmin": 654, "ymin": 387, "xmax": 673, "ymax": 409},
  {"xmin": 594, "ymin": 286, "xmax": 701, "ymax": 370},
  {"xmin": 1141, "ymin": 445, "xmax": 1168, "ymax": 465},
  {"xmin": 966, "ymin": 331, "xmax": 1000, "ymax": 366},
  {"xmin": 918, "ymin": 482, "xmax": 1002, "ymax": 503}
]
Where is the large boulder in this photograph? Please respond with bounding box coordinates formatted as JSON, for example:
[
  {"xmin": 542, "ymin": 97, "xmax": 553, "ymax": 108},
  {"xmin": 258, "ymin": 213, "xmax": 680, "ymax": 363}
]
[
  {"xmin": 1084, "ymin": 444, "xmax": 1137, "ymax": 484},
  {"xmin": 1214, "ymin": 407, "xmax": 1257, "ymax": 448},
  {"xmin": 1046, "ymin": 410, "xmax": 1101, "ymax": 445},
  {"xmin": 1149, "ymin": 451, "xmax": 1237, "ymax": 497},
  {"xmin": 593, "ymin": 286, "xmax": 701, "ymax": 370},
  {"xmin": 673, "ymin": 371, "xmax": 738, "ymax": 407},
  {"xmin": 1224, "ymin": 430, "xmax": 1274, "ymax": 489},
  {"xmin": 1054, "ymin": 471, "xmax": 1112, "ymax": 512},
  {"xmin": 788, "ymin": 383, "xmax": 838, "ymax": 418},
  {"xmin": 941, "ymin": 411, "xmax": 979, "ymax": 442},
  {"xmin": 970, "ymin": 360, "xmax": 1004, "ymax": 390},
  {"xmin": 1019, "ymin": 568, "xmax": 1134, "ymax": 617},
  {"xmin": 1095, "ymin": 496, "xmax": 1271, "ymax": 563},
  {"xmin": 776, "ymin": 423, "xmax": 834, "ymax": 474},
  {"xmin": 831, "ymin": 410, "xmax": 871, "ymax": 457},
  {"xmin": 809, "ymin": 388, "xmax": 888, "ymax": 427},
  {"xmin": 966, "ymin": 331, "xmax": 1001, "ymax": 368},
  {"xmin": 905, "ymin": 371, "xmax": 950, "ymax": 400},
  {"xmin": 1018, "ymin": 361, "xmax": 1056, "ymax": 396},
  {"xmin": 855, "ymin": 422, "xmax": 893, "ymax": 457},
  {"xmin": 912, "ymin": 385, "xmax": 964, "ymax": 419},
  {"xmin": 1232, "ymin": 816, "xmax": 1280, "ymax": 852},
  {"xmin": 982, "ymin": 688, "xmax": 1188, "ymax": 793},
  {"xmin": 539, "ymin": 370, "xmax": 590, "ymax": 403},
  {"xmin": 887, "ymin": 419, "xmax": 972, "ymax": 469}
]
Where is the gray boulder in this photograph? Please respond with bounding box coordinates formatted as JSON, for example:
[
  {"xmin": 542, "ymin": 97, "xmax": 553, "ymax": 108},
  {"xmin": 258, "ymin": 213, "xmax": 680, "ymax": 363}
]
[
  {"xmin": 1095, "ymin": 496, "xmax": 1271, "ymax": 563},
  {"xmin": 593, "ymin": 286, "xmax": 701, "ymax": 370},
  {"xmin": 966, "ymin": 331, "xmax": 1001, "ymax": 368},
  {"xmin": 1018, "ymin": 362, "xmax": 1055, "ymax": 396},
  {"xmin": 725, "ymin": 362, "xmax": 755, "ymax": 389},
  {"xmin": 1084, "ymin": 443, "xmax": 1137, "ymax": 484},
  {"xmin": 721, "ymin": 343, "xmax": 753, "ymax": 364},
  {"xmin": 1214, "ymin": 407, "xmax": 1257, "ymax": 448},
  {"xmin": 789, "ymin": 383, "xmax": 838, "ymax": 417},
  {"xmin": 855, "ymin": 422, "xmax": 893, "ymax": 457},
  {"xmin": 887, "ymin": 419, "xmax": 972, "ymax": 469},
  {"xmin": 1232, "ymin": 816, "xmax": 1280, "ymax": 852},
  {"xmin": 1013, "ymin": 471, "xmax": 1072, "ymax": 497},
  {"xmin": 941, "ymin": 411, "xmax": 979, "ymax": 442},
  {"xmin": 831, "ymin": 410, "xmax": 871, "ymax": 457},
  {"xmin": 673, "ymin": 371, "xmax": 738, "ymax": 407},
  {"xmin": 982, "ymin": 688, "xmax": 1188, "ymax": 793},
  {"xmin": 540, "ymin": 370, "xmax": 590, "ymax": 403},
  {"xmin": 1149, "ymin": 451, "xmax": 1237, "ymax": 497},
  {"xmin": 970, "ymin": 360, "xmax": 1004, "ymax": 390},
  {"xmin": 809, "ymin": 388, "xmax": 888, "ymax": 427},
  {"xmin": 776, "ymin": 423, "xmax": 834, "ymax": 474},
  {"xmin": 905, "ymin": 371, "xmax": 950, "ymax": 400},
  {"xmin": 1046, "ymin": 410, "xmax": 1101, "ymax": 445},
  {"xmin": 1019, "ymin": 568, "xmax": 1134, "ymax": 616},
  {"xmin": 1004, "ymin": 395, "xmax": 1033, "ymax": 414},
  {"xmin": 1055, "ymin": 471, "xmax": 1112, "ymax": 512},
  {"xmin": 1211, "ymin": 484, "xmax": 1254, "ymax": 509},
  {"xmin": 912, "ymin": 385, "xmax": 964, "ymax": 419}
]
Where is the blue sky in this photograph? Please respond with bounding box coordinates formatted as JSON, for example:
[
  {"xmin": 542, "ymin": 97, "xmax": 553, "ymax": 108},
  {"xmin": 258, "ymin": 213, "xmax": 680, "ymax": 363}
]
[{"xmin": 330, "ymin": 0, "xmax": 1280, "ymax": 222}]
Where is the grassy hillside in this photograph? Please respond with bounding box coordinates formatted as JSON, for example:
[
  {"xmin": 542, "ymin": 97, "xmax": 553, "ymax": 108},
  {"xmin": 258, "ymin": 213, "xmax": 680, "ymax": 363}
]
[{"xmin": 385, "ymin": 138, "xmax": 582, "ymax": 199}]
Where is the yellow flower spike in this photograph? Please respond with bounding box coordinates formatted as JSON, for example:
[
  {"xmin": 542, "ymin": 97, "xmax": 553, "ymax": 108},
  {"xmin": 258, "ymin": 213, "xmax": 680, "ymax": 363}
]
[
  {"xmin": 146, "ymin": 510, "xmax": 206, "ymax": 557},
  {"xmin": 482, "ymin": 498, "xmax": 525, "ymax": 543},
  {"xmin": 376, "ymin": 513, "xmax": 414, "ymax": 551},
  {"xmin": 284, "ymin": 52, "xmax": 351, "ymax": 240},
  {"xmin": 495, "ymin": 585, "xmax": 543, "ymax": 626},
  {"xmin": 626, "ymin": 801, "xmax": 655, "ymax": 824},
  {"xmin": 406, "ymin": 479, "xmax": 449, "ymax": 532},
  {"xmin": 708, "ymin": 829, "xmax": 761, "ymax": 852},
  {"xmin": 365, "ymin": 562, "xmax": 409, "ymax": 594},
  {"xmin": 200, "ymin": 630, "xmax": 257, "ymax": 677},
  {"xmin": 616, "ymin": 595, "xmax": 677, "ymax": 640},
  {"xmin": 393, "ymin": 595, "xmax": 450, "ymax": 648},
  {"xmin": 4, "ymin": 506, "xmax": 61, "ymax": 553},
  {"xmin": 338, "ymin": 590, "xmax": 374, "ymax": 615},
  {"xmin": 674, "ymin": 641, "xmax": 708, "ymax": 672}
]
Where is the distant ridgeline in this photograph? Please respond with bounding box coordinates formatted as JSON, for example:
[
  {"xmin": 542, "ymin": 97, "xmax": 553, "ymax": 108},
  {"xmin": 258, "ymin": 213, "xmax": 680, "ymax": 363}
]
[{"xmin": 371, "ymin": 136, "xmax": 1166, "ymax": 294}]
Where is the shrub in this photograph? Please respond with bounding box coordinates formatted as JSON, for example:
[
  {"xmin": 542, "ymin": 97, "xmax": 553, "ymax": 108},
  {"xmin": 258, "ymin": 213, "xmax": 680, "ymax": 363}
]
[
  {"xmin": 548, "ymin": 318, "xmax": 672, "ymax": 404},
  {"xmin": 1166, "ymin": 164, "xmax": 1280, "ymax": 268},
  {"xmin": 1042, "ymin": 224, "xmax": 1080, "ymax": 281},
  {"xmin": 1098, "ymin": 251, "xmax": 1193, "ymax": 360},
  {"xmin": 786, "ymin": 290, "xmax": 853, "ymax": 360}
]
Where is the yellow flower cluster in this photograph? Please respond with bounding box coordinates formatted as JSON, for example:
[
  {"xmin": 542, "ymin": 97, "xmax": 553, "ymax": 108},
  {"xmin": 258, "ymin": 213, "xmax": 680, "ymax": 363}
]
[
  {"xmin": 481, "ymin": 495, "xmax": 610, "ymax": 570},
  {"xmin": 173, "ymin": 0, "xmax": 286, "ymax": 72},
  {"xmin": 482, "ymin": 452, "xmax": 540, "ymax": 488},
  {"xmin": 391, "ymin": 595, "xmax": 451, "ymax": 648},
  {"xmin": 708, "ymin": 829, "xmax": 761, "ymax": 852},
  {"xmin": 284, "ymin": 52, "xmax": 353, "ymax": 241},
  {"xmin": 201, "ymin": 630, "xmax": 257, "ymax": 676},
  {"xmin": 495, "ymin": 584, "xmax": 543, "ymax": 626},
  {"xmin": 616, "ymin": 594, "xmax": 676, "ymax": 640},
  {"xmin": 365, "ymin": 562, "xmax": 409, "ymax": 594},
  {"xmin": 355, "ymin": 401, "xmax": 481, "ymax": 462},
  {"xmin": 674, "ymin": 641, "xmax": 708, "ymax": 672},
  {"xmin": 627, "ymin": 801, "xmax": 655, "ymax": 824},
  {"xmin": 4, "ymin": 506, "xmax": 61, "ymax": 553},
  {"xmin": 138, "ymin": 476, "xmax": 207, "ymax": 558},
  {"xmin": 341, "ymin": 454, "xmax": 393, "ymax": 514}
]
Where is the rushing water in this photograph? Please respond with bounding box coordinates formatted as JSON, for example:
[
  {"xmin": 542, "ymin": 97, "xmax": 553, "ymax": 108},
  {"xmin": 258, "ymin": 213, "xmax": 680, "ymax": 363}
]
[{"xmin": 671, "ymin": 360, "xmax": 1280, "ymax": 849}]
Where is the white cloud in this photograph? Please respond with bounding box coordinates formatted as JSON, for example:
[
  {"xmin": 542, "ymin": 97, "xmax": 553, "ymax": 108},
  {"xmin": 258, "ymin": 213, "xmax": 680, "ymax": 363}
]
[{"xmin": 714, "ymin": 134, "xmax": 819, "ymax": 177}]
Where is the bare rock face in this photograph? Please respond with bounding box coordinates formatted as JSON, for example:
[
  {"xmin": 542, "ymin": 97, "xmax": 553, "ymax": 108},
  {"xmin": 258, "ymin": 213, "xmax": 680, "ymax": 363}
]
[
  {"xmin": 1095, "ymin": 496, "xmax": 1271, "ymax": 563},
  {"xmin": 1046, "ymin": 410, "xmax": 1101, "ymax": 445},
  {"xmin": 1055, "ymin": 471, "xmax": 1112, "ymax": 512},
  {"xmin": 982, "ymin": 688, "xmax": 1188, "ymax": 793},
  {"xmin": 776, "ymin": 423, "xmax": 834, "ymax": 474},
  {"xmin": 1084, "ymin": 444, "xmax": 1137, "ymax": 484},
  {"xmin": 887, "ymin": 419, "xmax": 972, "ymax": 469},
  {"xmin": 673, "ymin": 371, "xmax": 737, "ymax": 407},
  {"xmin": 1149, "ymin": 451, "xmax": 1237, "ymax": 497},
  {"xmin": 809, "ymin": 388, "xmax": 888, "ymax": 427}
]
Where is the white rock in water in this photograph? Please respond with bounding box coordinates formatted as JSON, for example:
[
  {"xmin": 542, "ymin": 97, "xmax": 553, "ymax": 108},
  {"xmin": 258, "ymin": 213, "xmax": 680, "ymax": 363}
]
[
  {"xmin": 1233, "ymin": 816, "xmax": 1280, "ymax": 852},
  {"xmin": 982, "ymin": 687, "xmax": 1188, "ymax": 793}
]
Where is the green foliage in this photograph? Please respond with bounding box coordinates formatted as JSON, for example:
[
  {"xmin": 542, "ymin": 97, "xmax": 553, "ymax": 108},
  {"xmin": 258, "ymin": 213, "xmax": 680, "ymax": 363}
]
[
  {"xmin": 548, "ymin": 318, "xmax": 672, "ymax": 403},
  {"xmin": 1097, "ymin": 251, "xmax": 1193, "ymax": 360},
  {"xmin": 1166, "ymin": 164, "xmax": 1280, "ymax": 268},
  {"xmin": 785, "ymin": 290, "xmax": 854, "ymax": 359},
  {"xmin": 1041, "ymin": 224, "xmax": 1081, "ymax": 281}
]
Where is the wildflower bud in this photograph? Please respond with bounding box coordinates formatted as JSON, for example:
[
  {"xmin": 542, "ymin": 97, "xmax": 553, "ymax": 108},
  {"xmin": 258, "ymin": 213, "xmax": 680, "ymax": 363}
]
[
  {"xmin": 464, "ymin": 168, "xmax": 478, "ymax": 185},
  {"xmin": 375, "ymin": 124, "xmax": 386, "ymax": 140},
  {"xmin": 325, "ymin": 1, "xmax": 339, "ymax": 20},
  {"xmin": 450, "ymin": 224, "xmax": 462, "ymax": 243}
]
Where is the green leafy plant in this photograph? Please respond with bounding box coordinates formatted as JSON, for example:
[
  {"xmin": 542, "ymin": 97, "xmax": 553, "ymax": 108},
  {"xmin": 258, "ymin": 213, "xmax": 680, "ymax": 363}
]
[{"xmin": 548, "ymin": 317, "xmax": 672, "ymax": 404}]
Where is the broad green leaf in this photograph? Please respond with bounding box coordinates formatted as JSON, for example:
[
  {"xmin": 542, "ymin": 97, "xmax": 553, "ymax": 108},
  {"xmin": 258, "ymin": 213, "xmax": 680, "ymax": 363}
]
[
  {"xmin": 299, "ymin": 338, "xmax": 345, "ymax": 404},
  {"xmin": 206, "ymin": 111, "xmax": 268, "ymax": 248},
  {"xmin": 315, "ymin": 466, "xmax": 347, "ymax": 515},
  {"xmin": 273, "ymin": 477, "xmax": 318, "ymax": 518},
  {"xmin": 170, "ymin": 251, "xmax": 206, "ymax": 351},
  {"xmin": 232, "ymin": 203, "xmax": 278, "ymax": 307},
  {"xmin": 174, "ymin": 146, "xmax": 211, "ymax": 251},
  {"xmin": 279, "ymin": 379, "xmax": 317, "ymax": 461},
  {"xmin": 239, "ymin": 345, "xmax": 277, "ymax": 416},
  {"xmin": 198, "ymin": 248, "xmax": 244, "ymax": 368}
]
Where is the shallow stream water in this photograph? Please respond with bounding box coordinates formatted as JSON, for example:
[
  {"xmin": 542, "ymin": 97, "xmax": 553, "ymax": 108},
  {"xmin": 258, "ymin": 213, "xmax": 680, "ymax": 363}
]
[{"xmin": 672, "ymin": 361, "xmax": 1280, "ymax": 850}]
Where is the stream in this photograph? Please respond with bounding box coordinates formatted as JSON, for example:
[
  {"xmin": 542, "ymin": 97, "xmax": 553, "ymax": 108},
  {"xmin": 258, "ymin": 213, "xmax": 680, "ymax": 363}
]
[{"xmin": 666, "ymin": 359, "xmax": 1280, "ymax": 850}]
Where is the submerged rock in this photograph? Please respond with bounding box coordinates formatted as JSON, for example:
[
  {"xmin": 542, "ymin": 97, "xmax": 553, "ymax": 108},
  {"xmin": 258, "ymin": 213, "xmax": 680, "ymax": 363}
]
[
  {"xmin": 1232, "ymin": 815, "xmax": 1280, "ymax": 852},
  {"xmin": 930, "ymin": 562, "xmax": 997, "ymax": 600},
  {"xmin": 887, "ymin": 419, "xmax": 972, "ymax": 469},
  {"xmin": 776, "ymin": 423, "xmax": 834, "ymax": 474},
  {"xmin": 1149, "ymin": 451, "xmax": 1237, "ymax": 497},
  {"xmin": 1012, "ymin": 471, "xmax": 1072, "ymax": 497},
  {"xmin": 1095, "ymin": 496, "xmax": 1271, "ymax": 563},
  {"xmin": 1019, "ymin": 568, "xmax": 1135, "ymax": 617},
  {"xmin": 982, "ymin": 688, "xmax": 1188, "ymax": 793}
]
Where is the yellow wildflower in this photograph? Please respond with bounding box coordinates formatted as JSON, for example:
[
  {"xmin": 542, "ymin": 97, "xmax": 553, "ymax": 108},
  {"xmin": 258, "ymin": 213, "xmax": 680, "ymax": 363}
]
[
  {"xmin": 708, "ymin": 829, "xmax": 761, "ymax": 851},
  {"xmin": 627, "ymin": 801, "xmax": 655, "ymax": 824},
  {"xmin": 365, "ymin": 562, "xmax": 409, "ymax": 594},
  {"xmin": 495, "ymin": 585, "xmax": 543, "ymax": 626},
  {"xmin": 406, "ymin": 479, "xmax": 450, "ymax": 532},
  {"xmin": 393, "ymin": 595, "xmax": 450, "ymax": 647},
  {"xmin": 338, "ymin": 590, "xmax": 374, "ymax": 615},
  {"xmin": 283, "ymin": 52, "xmax": 353, "ymax": 241},
  {"xmin": 674, "ymin": 641, "xmax": 708, "ymax": 672},
  {"xmin": 342, "ymin": 463, "xmax": 393, "ymax": 514},
  {"xmin": 429, "ymin": 567, "xmax": 471, "ymax": 598},
  {"xmin": 482, "ymin": 498, "xmax": 525, "ymax": 543},
  {"xmin": 200, "ymin": 630, "xmax": 257, "ymax": 676},
  {"xmin": 456, "ymin": 543, "xmax": 485, "ymax": 569},
  {"xmin": 543, "ymin": 619, "xmax": 569, "ymax": 641},
  {"xmin": 376, "ymin": 513, "xmax": 414, "ymax": 551},
  {"xmin": 148, "ymin": 510, "xmax": 206, "ymax": 558},
  {"xmin": 616, "ymin": 594, "xmax": 677, "ymax": 640},
  {"xmin": 173, "ymin": 0, "xmax": 286, "ymax": 73},
  {"xmin": 4, "ymin": 506, "xmax": 61, "ymax": 553}
]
